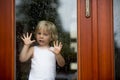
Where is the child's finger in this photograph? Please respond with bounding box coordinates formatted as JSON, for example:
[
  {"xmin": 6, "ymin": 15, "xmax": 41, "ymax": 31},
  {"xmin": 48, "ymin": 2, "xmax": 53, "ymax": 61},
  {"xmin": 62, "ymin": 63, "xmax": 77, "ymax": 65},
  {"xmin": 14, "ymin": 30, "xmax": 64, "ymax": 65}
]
[
  {"xmin": 27, "ymin": 32, "xmax": 29, "ymax": 38},
  {"xmin": 23, "ymin": 34, "xmax": 26, "ymax": 38},
  {"xmin": 29, "ymin": 33, "xmax": 32, "ymax": 38},
  {"xmin": 59, "ymin": 42, "xmax": 63, "ymax": 48},
  {"xmin": 21, "ymin": 36, "xmax": 24, "ymax": 40},
  {"xmin": 56, "ymin": 40, "xmax": 58, "ymax": 46},
  {"xmin": 59, "ymin": 42, "xmax": 62, "ymax": 45},
  {"xmin": 53, "ymin": 41, "xmax": 55, "ymax": 47},
  {"xmin": 31, "ymin": 40, "xmax": 36, "ymax": 43}
]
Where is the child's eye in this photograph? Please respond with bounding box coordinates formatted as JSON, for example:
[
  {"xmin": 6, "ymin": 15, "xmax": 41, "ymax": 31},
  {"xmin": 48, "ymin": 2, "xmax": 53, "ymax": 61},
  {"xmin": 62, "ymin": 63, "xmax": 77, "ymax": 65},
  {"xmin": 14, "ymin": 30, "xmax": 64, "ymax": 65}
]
[
  {"xmin": 44, "ymin": 33, "xmax": 48, "ymax": 36},
  {"xmin": 37, "ymin": 32, "xmax": 41, "ymax": 35}
]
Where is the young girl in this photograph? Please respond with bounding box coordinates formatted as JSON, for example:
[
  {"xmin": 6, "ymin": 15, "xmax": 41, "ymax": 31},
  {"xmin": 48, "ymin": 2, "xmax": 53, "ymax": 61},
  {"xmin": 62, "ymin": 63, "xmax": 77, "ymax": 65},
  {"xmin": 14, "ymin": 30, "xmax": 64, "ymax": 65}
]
[{"xmin": 19, "ymin": 20, "xmax": 65, "ymax": 80}]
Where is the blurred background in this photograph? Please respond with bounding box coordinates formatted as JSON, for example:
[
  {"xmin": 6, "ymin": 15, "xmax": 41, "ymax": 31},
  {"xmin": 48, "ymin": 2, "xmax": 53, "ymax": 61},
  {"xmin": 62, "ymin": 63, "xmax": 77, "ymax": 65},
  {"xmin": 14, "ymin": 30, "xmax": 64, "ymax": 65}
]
[
  {"xmin": 114, "ymin": 0, "xmax": 120, "ymax": 80},
  {"xmin": 16, "ymin": 0, "xmax": 77, "ymax": 80}
]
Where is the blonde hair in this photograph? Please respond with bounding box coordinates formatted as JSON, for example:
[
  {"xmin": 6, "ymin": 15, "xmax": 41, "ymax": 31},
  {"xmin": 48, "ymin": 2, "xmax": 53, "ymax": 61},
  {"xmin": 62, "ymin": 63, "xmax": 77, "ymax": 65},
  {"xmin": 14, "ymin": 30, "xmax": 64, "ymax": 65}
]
[{"xmin": 35, "ymin": 20, "xmax": 58, "ymax": 41}]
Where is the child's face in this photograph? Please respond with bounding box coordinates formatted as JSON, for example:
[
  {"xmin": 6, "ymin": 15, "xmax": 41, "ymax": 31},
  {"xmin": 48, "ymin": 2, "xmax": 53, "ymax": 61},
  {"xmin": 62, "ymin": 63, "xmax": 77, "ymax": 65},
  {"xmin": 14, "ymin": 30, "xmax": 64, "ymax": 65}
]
[{"xmin": 35, "ymin": 29, "xmax": 52, "ymax": 47}]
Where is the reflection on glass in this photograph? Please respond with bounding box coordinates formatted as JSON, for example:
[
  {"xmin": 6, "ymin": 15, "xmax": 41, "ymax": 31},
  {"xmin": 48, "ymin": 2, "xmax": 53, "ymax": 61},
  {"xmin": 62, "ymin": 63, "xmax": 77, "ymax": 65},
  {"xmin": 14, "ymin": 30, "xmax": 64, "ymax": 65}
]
[
  {"xmin": 16, "ymin": 0, "xmax": 77, "ymax": 80},
  {"xmin": 114, "ymin": 0, "xmax": 120, "ymax": 80}
]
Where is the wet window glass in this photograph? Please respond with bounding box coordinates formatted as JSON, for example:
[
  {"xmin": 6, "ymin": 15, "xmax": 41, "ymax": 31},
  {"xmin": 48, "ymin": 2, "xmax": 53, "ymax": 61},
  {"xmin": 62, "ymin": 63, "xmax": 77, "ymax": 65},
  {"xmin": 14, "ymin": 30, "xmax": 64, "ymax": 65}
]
[
  {"xmin": 16, "ymin": 0, "xmax": 77, "ymax": 80},
  {"xmin": 114, "ymin": 0, "xmax": 120, "ymax": 80}
]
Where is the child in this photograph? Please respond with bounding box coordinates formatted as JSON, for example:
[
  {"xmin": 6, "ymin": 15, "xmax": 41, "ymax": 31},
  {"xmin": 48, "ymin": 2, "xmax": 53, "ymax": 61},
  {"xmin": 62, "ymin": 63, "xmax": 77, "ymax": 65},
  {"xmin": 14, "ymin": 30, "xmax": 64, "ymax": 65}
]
[{"xmin": 19, "ymin": 20, "xmax": 65, "ymax": 80}]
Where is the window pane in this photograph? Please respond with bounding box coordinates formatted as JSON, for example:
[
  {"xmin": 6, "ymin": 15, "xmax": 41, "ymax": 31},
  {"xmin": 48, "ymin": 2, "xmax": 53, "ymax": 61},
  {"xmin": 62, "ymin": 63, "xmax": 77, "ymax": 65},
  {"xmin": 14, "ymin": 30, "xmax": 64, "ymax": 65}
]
[
  {"xmin": 114, "ymin": 0, "xmax": 120, "ymax": 80},
  {"xmin": 16, "ymin": 0, "xmax": 77, "ymax": 80}
]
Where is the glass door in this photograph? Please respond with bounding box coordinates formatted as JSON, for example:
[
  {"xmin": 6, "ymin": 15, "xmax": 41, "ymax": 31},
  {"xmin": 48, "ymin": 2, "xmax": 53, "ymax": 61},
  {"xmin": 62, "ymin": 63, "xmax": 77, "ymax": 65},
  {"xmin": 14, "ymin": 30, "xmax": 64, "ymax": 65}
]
[
  {"xmin": 15, "ymin": 0, "xmax": 77, "ymax": 80},
  {"xmin": 114, "ymin": 0, "xmax": 120, "ymax": 80}
]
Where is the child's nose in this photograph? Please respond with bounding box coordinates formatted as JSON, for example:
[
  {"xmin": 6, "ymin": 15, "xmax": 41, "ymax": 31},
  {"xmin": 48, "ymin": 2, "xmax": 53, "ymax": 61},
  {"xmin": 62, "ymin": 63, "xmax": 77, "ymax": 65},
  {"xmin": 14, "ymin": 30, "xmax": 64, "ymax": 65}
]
[{"xmin": 40, "ymin": 34, "xmax": 43, "ymax": 38}]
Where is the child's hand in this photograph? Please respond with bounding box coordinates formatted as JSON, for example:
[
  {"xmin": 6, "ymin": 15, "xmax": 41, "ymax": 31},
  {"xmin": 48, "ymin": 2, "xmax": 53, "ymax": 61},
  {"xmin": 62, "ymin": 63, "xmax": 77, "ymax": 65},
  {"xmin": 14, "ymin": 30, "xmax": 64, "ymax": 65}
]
[
  {"xmin": 51, "ymin": 41, "xmax": 63, "ymax": 55},
  {"xmin": 21, "ymin": 32, "xmax": 35, "ymax": 46}
]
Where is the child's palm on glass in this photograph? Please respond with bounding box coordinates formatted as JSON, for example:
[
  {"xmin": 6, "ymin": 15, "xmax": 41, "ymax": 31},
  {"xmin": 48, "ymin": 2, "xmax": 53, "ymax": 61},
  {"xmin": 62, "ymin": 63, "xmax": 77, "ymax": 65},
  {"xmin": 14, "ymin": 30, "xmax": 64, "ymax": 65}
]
[
  {"xmin": 52, "ymin": 41, "xmax": 63, "ymax": 55},
  {"xmin": 21, "ymin": 32, "xmax": 35, "ymax": 46}
]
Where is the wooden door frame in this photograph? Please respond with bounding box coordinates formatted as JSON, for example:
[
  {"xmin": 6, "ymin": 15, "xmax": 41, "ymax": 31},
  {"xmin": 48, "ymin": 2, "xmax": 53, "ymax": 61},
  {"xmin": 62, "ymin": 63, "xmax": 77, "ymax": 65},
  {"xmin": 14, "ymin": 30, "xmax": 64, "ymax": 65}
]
[
  {"xmin": 0, "ymin": 0, "xmax": 15, "ymax": 79},
  {"xmin": 0, "ymin": 0, "xmax": 114, "ymax": 80},
  {"xmin": 78, "ymin": 0, "xmax": 114, "ymax": 80}
]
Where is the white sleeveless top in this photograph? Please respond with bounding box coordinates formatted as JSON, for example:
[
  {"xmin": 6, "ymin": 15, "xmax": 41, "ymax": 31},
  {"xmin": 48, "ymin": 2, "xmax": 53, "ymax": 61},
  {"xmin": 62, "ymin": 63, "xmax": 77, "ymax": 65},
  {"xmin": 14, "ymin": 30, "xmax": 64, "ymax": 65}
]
[{"xmin": 29, "ymin": 46, "xmax": 56, "ymax": 80}]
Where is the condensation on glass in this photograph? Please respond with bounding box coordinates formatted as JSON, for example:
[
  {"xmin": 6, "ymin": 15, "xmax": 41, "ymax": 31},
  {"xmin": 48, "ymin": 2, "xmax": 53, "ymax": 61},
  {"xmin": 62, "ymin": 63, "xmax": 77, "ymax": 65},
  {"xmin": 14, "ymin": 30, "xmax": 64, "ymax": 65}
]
[
  {"xmin": 16, "ymin": 0, "xmax": 77, "ymax": 80},
  {"xmin": 114, "ymin": 0, "xmax": 120, "ymax": 80}
]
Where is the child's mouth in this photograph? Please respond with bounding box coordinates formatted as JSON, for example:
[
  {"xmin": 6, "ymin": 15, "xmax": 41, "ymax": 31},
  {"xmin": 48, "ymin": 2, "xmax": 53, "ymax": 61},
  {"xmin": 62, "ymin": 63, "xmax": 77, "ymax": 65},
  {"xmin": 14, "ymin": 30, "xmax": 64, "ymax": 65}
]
[{"xmin": 39, "ymin": 40, "xmax": 44, "ymax": 43}]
